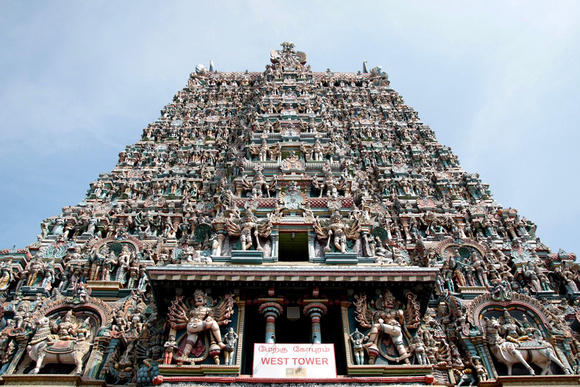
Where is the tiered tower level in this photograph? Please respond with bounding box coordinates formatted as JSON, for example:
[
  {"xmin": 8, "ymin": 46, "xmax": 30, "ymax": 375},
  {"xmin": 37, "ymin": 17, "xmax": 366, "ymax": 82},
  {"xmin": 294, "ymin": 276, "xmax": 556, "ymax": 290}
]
[{"xmin": 0, "ymin": 43, "xmax": 578, "ymax": 387}]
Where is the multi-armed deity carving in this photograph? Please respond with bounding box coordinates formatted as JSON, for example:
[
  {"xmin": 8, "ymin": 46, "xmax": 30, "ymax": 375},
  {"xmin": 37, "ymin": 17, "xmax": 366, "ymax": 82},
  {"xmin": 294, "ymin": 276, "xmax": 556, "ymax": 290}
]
[
  {"xmin": 225, "ymin": 206, "xmax": 273, "ymax": 252},
  {"xmin": 313, "ymin": 210, "xmax": 361, "ymax": 254},
  {"xmin": 240, "ymin": 166, "xmax": 277, "ymax": 199},
  {"xmin": 350, "ymin": 290, "xmax": 422, "ymax": 365},
  {"xmin": 166, "ymin": 290, "xmax": 235, "ymax": 365}
]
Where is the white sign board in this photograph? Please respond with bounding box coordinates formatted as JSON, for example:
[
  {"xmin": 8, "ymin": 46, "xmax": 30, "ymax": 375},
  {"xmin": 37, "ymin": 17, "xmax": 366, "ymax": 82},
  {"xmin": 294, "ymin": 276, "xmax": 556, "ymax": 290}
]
[{"xmin": 253, "ymin": 343, "xmax": 336, "ymax": 378}]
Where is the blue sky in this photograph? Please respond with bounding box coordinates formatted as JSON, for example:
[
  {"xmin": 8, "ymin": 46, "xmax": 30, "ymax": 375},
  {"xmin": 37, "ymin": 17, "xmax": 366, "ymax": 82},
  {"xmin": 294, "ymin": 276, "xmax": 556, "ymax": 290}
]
[{"xmin": 0, "ymin": 1, "xmax": 579, "ymax": 256}]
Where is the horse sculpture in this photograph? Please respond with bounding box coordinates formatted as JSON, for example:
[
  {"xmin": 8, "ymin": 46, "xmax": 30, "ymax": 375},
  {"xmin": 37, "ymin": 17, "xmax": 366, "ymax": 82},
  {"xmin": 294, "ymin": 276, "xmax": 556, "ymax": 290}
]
[
  {"xmin": 26, "ymin": 315, "xmax": 92, "ymax": 375},
  {"xmin": 484, "ymin": 317, "xmax": 569, "ymax": 375}
]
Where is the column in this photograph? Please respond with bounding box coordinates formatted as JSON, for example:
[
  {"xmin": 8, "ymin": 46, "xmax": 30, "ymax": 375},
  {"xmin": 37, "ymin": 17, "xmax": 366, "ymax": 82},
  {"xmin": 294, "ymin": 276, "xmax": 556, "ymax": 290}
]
[
  {"xmin": 303, "ymin": 302, "xmax": 328, "ymax": 344},
  {"xmin": 259, "ymin": 301, "xmax": 283, "ymax": 343},
  {"xmin": 270, "ymin": 229, "xmax": 279, "ymax": 262},
  {"xmin": 215, "ymin": 232, "xmax": 226, "ymax": 257}
]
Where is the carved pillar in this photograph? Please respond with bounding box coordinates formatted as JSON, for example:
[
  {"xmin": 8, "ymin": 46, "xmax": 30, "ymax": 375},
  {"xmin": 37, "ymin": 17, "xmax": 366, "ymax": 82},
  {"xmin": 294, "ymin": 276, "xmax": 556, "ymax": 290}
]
[
  {"xmin": 86, "ymin": 336, "xmax": 112, "ymax": 379},
  {"xmin": 216, "ymin": 232, "xmax": 226, "ymax": 257},
  {"xmin": 303, "ymin": 301, "xmax": 328, "ymax": 344},
  {"xmin": 258, "ymin": 300, "xmax": 283, "ymax": 344},
  {"xmin": 3, "ymin": 335, "xmax": 30, "ymax": 375},
  {"xmin": 400, "ymin": 218, "xmax": 411, "ymax": 242},
  {"xmin": 100, "ymin": 338, "xmax": 122, "ymax": 377},
  {"xmin": 270, "ymin": 230, "xmax": 279, "ymax": 262},
  {"xmin": 308, "ymin": 231, "xmax": 317, "ymax": 262}
]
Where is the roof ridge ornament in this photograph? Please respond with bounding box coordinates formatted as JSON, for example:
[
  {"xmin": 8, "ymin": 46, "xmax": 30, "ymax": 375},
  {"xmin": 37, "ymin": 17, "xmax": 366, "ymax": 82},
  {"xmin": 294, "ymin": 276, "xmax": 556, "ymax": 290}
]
[{"xmin": 270, "ymin": 42, "xmax": 307, "ymax": 66}]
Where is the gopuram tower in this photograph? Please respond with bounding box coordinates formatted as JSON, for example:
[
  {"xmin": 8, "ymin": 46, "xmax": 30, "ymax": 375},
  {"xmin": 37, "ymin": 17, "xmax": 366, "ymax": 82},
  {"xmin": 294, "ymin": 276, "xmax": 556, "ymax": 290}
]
[{"xmin": 0, "ymin": 43, "xmax": 579, "ymax": 387}]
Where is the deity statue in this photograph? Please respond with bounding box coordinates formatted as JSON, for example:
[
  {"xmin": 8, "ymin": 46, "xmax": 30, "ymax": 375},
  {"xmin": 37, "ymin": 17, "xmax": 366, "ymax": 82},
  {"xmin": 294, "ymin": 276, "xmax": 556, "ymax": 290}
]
[
  {"xmin": 50, "ymin": 310, "xmax": 80, "ymax": 340},
  {"xmin": 0, "ymin": 260, "xmax": 14, "ymax": 291},
  {"xmin": 223, "ymin": 327, "xmax": 238, "ymax": 365},
  {"xmin": 473, "ymin": 357, "xmax": 488, "ymax": 381},
  {"xmin": 353, "ymin": 291, "xmax": 413, "ymax": 365},
  {"xmin": 28, "ymin": 310, "xmax": 94, "ymax": 375},
  {"xmin": 313, "ymin": 211, "xmax": 361, "ymax": 254},
  {"xmin": 0, "ymin": 320, "xmax": 16, "ymax": 371},
  {"xmin": 13, "ymin": 300, "xmax": 33, "ymax": 331},
  {"xmin": 374, "ymin": 237, "xmax": 394, "ymax": 264},
  {"xmin": 349, "ymin": 328, "xmax": 366, "ymax": 365},
  {"xmin": 498, "ymin": 309, "xmax": 528, "ymax": 343},
  {"xmin": 410, "ymin": 334, "xmax": 429, "ymax": 365},
  {"xmin": 168, "ymin": 290, "xmax": 235, "ymax": 364},
  {"xmin": 241, "ymin": 168, "xmax": 273, "ymax": 198},
  {"xmin": 312, "ymin": 164, "xmax": 344, "ymax": 198},
  {"xmin": 365, "ymin": 318, "xmax": 410, "ymax": 364},
  {"xmin": 226, "ymin": 208, "xmax": 272, "ymax": 251},
  {"xmin": 115, "ymin": 245, "xmax": 132, "ymax": 284},
  {"xmin": 21, "ymin": 257, "xmax": 45, "ymax": 288}
]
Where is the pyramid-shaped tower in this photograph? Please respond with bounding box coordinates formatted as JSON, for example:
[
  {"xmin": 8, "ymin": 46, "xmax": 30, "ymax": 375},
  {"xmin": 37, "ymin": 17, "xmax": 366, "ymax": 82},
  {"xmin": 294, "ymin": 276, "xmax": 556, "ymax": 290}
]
[{"xmin": 0, "ymin": 43, "xmax": 578, "ymax": 386}]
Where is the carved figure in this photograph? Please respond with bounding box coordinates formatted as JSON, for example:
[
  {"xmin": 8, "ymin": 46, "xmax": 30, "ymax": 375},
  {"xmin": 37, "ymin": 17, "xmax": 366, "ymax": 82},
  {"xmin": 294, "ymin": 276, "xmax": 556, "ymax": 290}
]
[
  {"xmin": 226, "ymin": 208, "xmax": 272, "ymax": 251},
  {"xmin": 484, "ymin": 316, "xmax": 569, "ymax": 375},
  {"xmin": 168, "ymin": 290, "xmax": 235, "ymax": 364},
  {"xmin": 473, "ymin": 357, "xmax": 488, "ymax": 382},
  {"xmin": 223, "ymin": 327, "xmax": 238, "ymax": 365},
  {"xmin": 27, "ymin": 312, "xmax": 93, "ymax": 375},
  {"xmin": 354, "ymin": 291, "xmax": 412, "ymax": 365},
  {"xmin": 313, "ymin": 211, "xmax": 361, "ymax": 254},
  {"xmin": 13, "ymin": 301, "xmax": 33, "ymax": 330},
  {"xmin": 372, "ymin": 236, "xmax": 389, "ymax": 261},
  {"xmin": 348, "ymin": 328, "xmax": 365, "ymax": 365},
  {"xmin": 365, "ymin": 318, "xmax": 410, "ymax": 364},
  {"xmin": 312, "ymin": 165, "xmax": 343, "ymax": 198},
  {"xmin": 0, "ymin": 260, "xmax": 14, "ymax": 291},
  {"xmin": 241, "ymin": 169, "xmax": 272, "ymax": 198},
  {"xmin": 410, "ymin": 334, "xmax": 429, "ymax": 365},
  {"xmin": 22, "ymin": 257, "xmax": 45, "ymax": 288}
]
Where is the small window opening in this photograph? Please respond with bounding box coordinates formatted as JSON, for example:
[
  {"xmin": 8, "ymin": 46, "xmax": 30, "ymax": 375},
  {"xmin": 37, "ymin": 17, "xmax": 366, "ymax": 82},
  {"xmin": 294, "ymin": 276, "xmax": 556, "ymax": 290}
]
[{"xmin": 279, "ymin": 232, "xmax": 309, "ymax": 262}]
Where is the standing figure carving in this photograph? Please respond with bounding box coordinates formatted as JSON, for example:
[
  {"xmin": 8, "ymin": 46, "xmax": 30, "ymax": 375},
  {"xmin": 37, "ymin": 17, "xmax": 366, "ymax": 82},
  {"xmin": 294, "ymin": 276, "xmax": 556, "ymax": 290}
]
[
  {"xmin": 226, "ymin": 208, "xmax": 272, "ymax": 251},
  {"xmin": 353, "ymin": 291, "xmax": 413, "ymax": 365},
  {"xmin": 313, "ymin": 211, "xmax": 361, "ymax": 254},
  {"xmin": 167, "ymin": 290, "xmax": 235, "ymax": 365},
  {"xmin": 349, "ymin": 329, "xmax": 366, "ymax": 365},
  {"xmin": 312, "ymin": 164, "xmax": 344, "ymax": 198}
]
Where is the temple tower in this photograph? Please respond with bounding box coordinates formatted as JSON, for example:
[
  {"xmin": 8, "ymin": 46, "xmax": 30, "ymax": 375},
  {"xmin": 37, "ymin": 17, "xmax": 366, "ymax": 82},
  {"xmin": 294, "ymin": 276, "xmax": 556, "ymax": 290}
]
[{"xmin": 0, "ymin": 42, "xmax": 578, "ymax": 387}]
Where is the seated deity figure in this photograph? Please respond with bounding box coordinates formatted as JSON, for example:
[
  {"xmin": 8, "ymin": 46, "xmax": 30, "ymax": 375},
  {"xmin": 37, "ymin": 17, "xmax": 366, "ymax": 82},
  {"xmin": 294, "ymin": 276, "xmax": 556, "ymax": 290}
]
[
  {"xmin": 50, "ymin": 310, "xmax": 79, "ymax": 341},
  {"xmin": 499, "ymin": 309, "xmax": 529, "ymax": 343}
]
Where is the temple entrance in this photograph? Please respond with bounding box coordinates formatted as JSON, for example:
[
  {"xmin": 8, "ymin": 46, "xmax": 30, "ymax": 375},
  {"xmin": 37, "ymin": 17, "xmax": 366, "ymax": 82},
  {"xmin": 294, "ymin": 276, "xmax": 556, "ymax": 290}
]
[
  {"xmin": 241, "ymin": 302, "xmax": 346, "ymax": 376},
  {"xmin": 278, "ymin": 232, "xmax": 309, "ymax": 262}
]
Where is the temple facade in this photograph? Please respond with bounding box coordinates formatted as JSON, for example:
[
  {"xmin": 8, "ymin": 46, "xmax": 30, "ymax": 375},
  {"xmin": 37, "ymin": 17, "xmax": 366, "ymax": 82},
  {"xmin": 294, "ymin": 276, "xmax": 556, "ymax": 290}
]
[{"xmin": 0, "ymin": 42, "xmax": 579, "ymax": 386}]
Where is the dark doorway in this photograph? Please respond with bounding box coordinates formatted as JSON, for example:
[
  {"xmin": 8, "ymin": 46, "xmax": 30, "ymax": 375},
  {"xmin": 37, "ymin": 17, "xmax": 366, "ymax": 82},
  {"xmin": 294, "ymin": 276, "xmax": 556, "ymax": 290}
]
[
  {"xmin": 278, "ymin": 232, "xmax": 309, "ymax": 262},
  {"xmin": 323, "ymin": 305, "xmax": 347, "ymax": 375},
  {"xmin": 276, "ymin": 307, "xmax": 312, "ymax": 343},
  {"xmin": 242, "ymin": 304, "xmax": 265, "ymax": 375}
]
